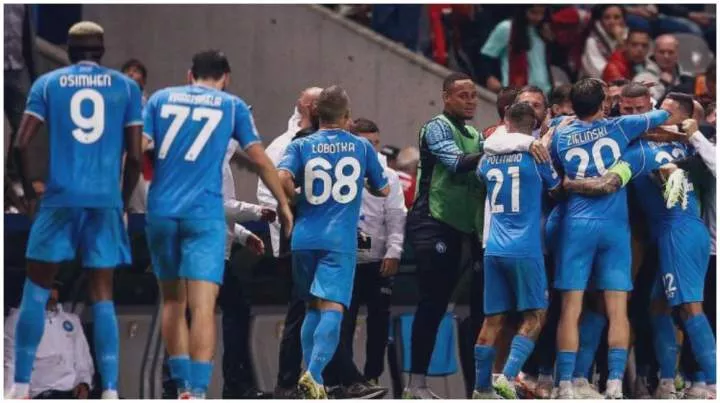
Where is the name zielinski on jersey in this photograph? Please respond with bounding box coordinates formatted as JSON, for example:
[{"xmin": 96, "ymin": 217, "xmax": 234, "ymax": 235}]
[
  {"xmin": 567, "ymin": 126, "xmax": 609, "ymax": 147},
  {"xmin": 59, "ymin": 74, "xmax": 112, "ymax": 88}
]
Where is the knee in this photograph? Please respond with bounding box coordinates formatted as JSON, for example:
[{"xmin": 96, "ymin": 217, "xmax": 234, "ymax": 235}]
[
  {"xmin": 88, "ymin": 270, "xmax": 114, "ymax": 302},
  {"xmin": 678, "ymin": 303, "xmax": 704, "ymax": 322},
  {"xmin": 477, "ymin": 315, "xmax": 505, "ymax": 345}
]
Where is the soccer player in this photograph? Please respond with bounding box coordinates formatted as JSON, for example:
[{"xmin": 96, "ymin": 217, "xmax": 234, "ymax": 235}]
[
  {"xmin": 277, "ymin": 86, "xmax": 390, "ymax": 399},
  {"xmin": 143, "ymin": 50, "xmax": 293, "ymax": 399},
  {"xmin": 6, "ymin": 21, "xmax": 143, "ymax": 399},
  {"xmin": 473, "ymin": 102, "xmax": 561, "ymax": 399},
  {"xmin": 550, "ymin": 78, "xmax": 682, "ymax": 399}
]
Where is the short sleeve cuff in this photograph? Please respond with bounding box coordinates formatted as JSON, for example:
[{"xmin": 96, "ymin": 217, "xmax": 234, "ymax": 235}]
[{"xmin": 24, "ymin": 110, "xmax": 45, "ymax": 122}]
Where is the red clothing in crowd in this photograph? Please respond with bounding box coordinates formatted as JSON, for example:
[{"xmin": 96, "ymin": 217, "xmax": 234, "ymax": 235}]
[
  {"xmin": 397, "ymin": 170, "xmax": 416, "ymax": 209},
  {"xmin": 602, "ymin": 50, "xmax": 633, "ymax": 82},
  {"xmin": 141, "ymin": 151, "xmax": 154, "ymax": 181},
  {"xmin": 482, "ymin": 122, "xmax": 503, "ymax": 139}
]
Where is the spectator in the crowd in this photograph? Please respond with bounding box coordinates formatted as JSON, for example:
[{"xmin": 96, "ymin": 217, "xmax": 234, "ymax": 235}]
[
  {"xmin": 324, "ymin": 118, "xmax": 406, "ymax": 399},
  {"xmin": 625, "ymin": 5, "xmax": 715, "ymax": 49},
  {"xmin": 121, "ymin": 58, "xmax": 152, "ymax": 214},
  {"xmin": 4, "ymin": 4, "xmax": 36, "ymax": 182},
  {"xmin": 602, "ymin": 29, "xmax": 654, "ymax": 83},
  {"xmin": 581, "ymin": 5, "xmax": 628, "ymax": 79},
  {"xmin": 549, "ymin": 6, "xmax": 591, "ymax": 80},
  {"xmin": 549, "ymin": 84, "xmax": 574, "ymax": 117},
  {"xmin": 483, "ymin": 86, "xmax": 520, "ymax": 138},
  {"xmin": 480, "ymin": 6, "xmax": 553, "ymax": 94},
  {"xmin": 4, "ymin": 282, "xmax": 94, "ymax": 399},
  {"xmin": 633, "ymin": 34, "xmax": 693, "ymax": 100},
  {"xmin": 395, "ymin": 146, "xmax": 419, "ymax": 209},
  {"xmin": 371, "ymin": 5, "xmax": 423, "ymax": 51}
]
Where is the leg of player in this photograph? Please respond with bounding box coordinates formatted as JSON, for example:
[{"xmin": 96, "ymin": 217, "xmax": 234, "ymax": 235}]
[
  {"xmin": 88, "ymin": 269, "xmax": 121, "ymax": 399},
  {"xmin": 6, "ymin": 261, "xmax": 59, "ymax": 399},
  {"xmin": 298, "ymin": 299, "xmax": 343, "ymax": 399},
  {"xmin": 495, "ymin": 309, "xmax": 547, "ymax": 399},
  {"xmin": 473, "ymin": 314, "xmax": 505, "ymax": 399},
  {"xmin": 572, "ymin": 295, "xmax": 606, "ymax": 399},
  {"xmin": 186, "ymin": 280, "xmax": 220, "ymax": 399},
  {"xmin": 650, "ymin": 298, "xmax": 681, "ymax": 398},
  {"xmin": 603, "ymin": 290, "xmax": 631, "ymax": 399},
  {"xmin": 555, "ymin": 290, "xmax": 584, "ymax": 399},
  {"xmin": 678, "ymin": 302, "xmax": 717, "ymax": 397},
  {"xmin": 160, "ymin": 280, "xmax": 191, "ymax": 398}
]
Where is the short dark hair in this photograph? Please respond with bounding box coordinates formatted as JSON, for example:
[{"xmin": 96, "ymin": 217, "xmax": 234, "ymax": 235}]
[
  {"xmin": 67, "ymin": 21, "xmax": 105, "ymax": 63},
  {"xmin": 591, "ymin": 4, "xmax": 626, "ymax": 22},
  {"xmin": 497, "ymin": 87, "xmax": 519, "ymax": 119},
  {"xmin": 620, "ymin": 82, "xmax": 650, "ymax": 98},
  {"xmin": 627, "ymin": 28, "xmax": 651, "ymax": 41},
  {"xmin": 443, "ymin": 72, "xmax": 473, "ymax": 92},
  {"xmin": 666, "ymin": 92, "xmax": 695, "ymax": 117},
  {"xmin": 191, "ymin": 50, "xmax": 231, "ymax": 80},
  {"xmin": 506, "ymin": 102, "xmax": 537, "ymax": 134},
  {"xmin": 609, "ymin": 79, "xmax": 630, "ymax": 88},
  {"xmin": 549, "ymin": 84, "xmax": 572, "ymax": 107},
  {"xmin": 121, "ymin": 58, "xmax": 148, "ymax": 80},
  {"xmin": 517, "ymin": 85, "xmax": 548, "ymax": 108},
  {"xmin": 570, "ymin": 78, "xmax": 605, "ymax": 119},
  {"xmin": 316, "ymin": 85, "xmax": 350, "ymax": 124},
  {"xmin": 350, "ymin": 117, "xmax": 379, "ymax": 134}
]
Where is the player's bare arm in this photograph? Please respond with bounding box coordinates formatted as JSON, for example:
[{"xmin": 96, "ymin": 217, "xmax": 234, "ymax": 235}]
[
  {"xmin": 14, "ymin": 114, "xmax": 45, "ymax": 214},
  {"xmin": 563, "ymin": 172, "xmax": 623, "ymax": 196},
  {"xmin": 246, "ymin": 143, "xmax": 294, "ymax": 238},
  {"xmin": 122, "ymin": 125, "xmax": 143, "ymax": 210}
]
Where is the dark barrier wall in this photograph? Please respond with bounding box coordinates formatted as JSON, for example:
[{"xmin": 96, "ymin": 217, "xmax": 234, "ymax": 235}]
[{"xmin": 83, "ymin": 4, "xmax": 498, "ymax": 202}]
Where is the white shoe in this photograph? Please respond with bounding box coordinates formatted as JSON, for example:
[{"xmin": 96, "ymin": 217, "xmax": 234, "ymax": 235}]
[
  {"xmin": 5, "ymin": 384, "xmax": 30, "ymax": 399},
  {"xmin": 634, "ymin": 376, "xmax": 652, "ymax": 399},
  {"xmin": 472, "ymin": 389, "xmax": 502, "ymax": 399},
  {"xmin": 655, "ymin": 379, "xmax": 680, "ymax": 399},
  {"xmin": 402, "ymin": 386, "xmax": 441, "ymax": 399},
  {"xmin": 573, "ymin": 378, "xmax": 604, "ymax": 399},
  {"xmin": 684, "ymin": 382, "xmax": 712, "ymax": 399},
  {"xmin": 101, "ymin": 390, "xmax": 119, "ymax": 399},
  {"xmin": 605, "ymin": 379, "xmax": 624, "ymax": 399},
  {"xmin": 557, "ymin": 381, "xmax": 575, "ymax": 399}
]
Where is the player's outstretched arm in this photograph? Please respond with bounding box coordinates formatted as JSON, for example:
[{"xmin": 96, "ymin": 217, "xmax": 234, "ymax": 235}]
[
  {"xmin": 246, "ymin": 143, "xmax": 294, "ymax": 237},
  {"xmin": 122, "ymin": 125, "xmax": 143, "ymax": 210},
  {"xmin": 15, "ymin": 114, "xmax": 44, "ymax": 215},
  {"xmin": 562, "ymin": 170, "xmax": 625, "ymax": 196}
]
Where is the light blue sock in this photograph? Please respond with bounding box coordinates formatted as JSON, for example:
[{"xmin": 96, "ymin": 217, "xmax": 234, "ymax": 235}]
[
  {"xmin": 652, "ymin": 314, "xmax": 678, "ymax": 379},
  {"xmin": 190, "ymin": 360, "xmax": 213, "ymax": 396},
  {"xmin": 93, "ymin": 300, "xmax": 119, "ymax": 391},
  {"xmin": 168, "ymin": 355, "xmax": 191, "ymax": 392},
  {"xmin": 684, "ymin": 314, "xmax": 717, "ymax": 385},
  {"xmin": 307, "ymin": 310, "xmax": 342, "ymax": 385},
  {"xmin": 555, "ymin": 351, "xmax": 576, "ymax": 385},
  {"xmin": 608, "ymin": 348, "xmax": 628, "ymax": 380},
  {"xmin": 503, "ymin": 335, "xmax": 535, "ymax": 379},
  {"xmin": 301, "ymin": 309, "xmax": 321, "ymax": 369},
  {"xmin": 573, "ymin": 311, "xmax": 607, "ymax": 379},
  {"xmin": 474, "ymin": 345, "xmax": 496, "ymax": 391},
  {"xmin": 14, "ymin": 279, "xmax": 50, "ymax": 383}
]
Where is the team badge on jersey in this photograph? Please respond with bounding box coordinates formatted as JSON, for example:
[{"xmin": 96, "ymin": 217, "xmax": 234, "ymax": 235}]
[
  {"xmin": 435, "ymin": 241, "xmax": 447, "ymax": 254},
  {"xmin": 63, "ymin": 320, "xmax": 74, "ymax": 332}
]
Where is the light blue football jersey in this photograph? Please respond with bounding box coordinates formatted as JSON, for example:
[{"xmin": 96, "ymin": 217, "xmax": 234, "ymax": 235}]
[
  {"xmin": 478, "ymin": 152, "xmax": 560, "ymax": 258},
  {"xmin": 551, "ymin": 110, "xmax": 670, "ymax": 220},
  {"xmin": 278, "ymin": 129, "xmax": 389, "ymax": 253},
  {"xmin": 24, "ymin": 61, "xmax": 143, "ymax": 207},
  {"xmin": 143, "ymin": 84, "xmax": 260, "ymax": 219}
]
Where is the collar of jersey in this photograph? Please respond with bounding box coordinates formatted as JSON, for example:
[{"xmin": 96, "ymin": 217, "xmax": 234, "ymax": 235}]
[
  {"xmin": 76, "ymin": 60, "xmax": 99, "ymax": 66},
  {"xmin": 192, "ymin": 83, "xmax": 217, "ymax": 91}
]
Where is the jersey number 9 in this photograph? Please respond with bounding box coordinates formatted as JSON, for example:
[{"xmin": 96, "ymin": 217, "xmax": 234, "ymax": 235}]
[
  {"xmin": 70, "ymin": 89, "xmax": 105, "ymax": 144},
  {"xmin": 304, "ymin": 156, "xmax": 360, "ymax": 205}
]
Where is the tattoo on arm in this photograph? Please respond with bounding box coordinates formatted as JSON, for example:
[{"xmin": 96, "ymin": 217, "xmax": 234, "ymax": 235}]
[{"xmin": 564, "ymin": 174, "xmax": 622, "ymax": 196}]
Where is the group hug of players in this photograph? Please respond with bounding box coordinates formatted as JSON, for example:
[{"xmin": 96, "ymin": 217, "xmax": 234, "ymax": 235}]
[{"xmin": 3, "ymin": 20, "xmax": 716, "ymax": 400}]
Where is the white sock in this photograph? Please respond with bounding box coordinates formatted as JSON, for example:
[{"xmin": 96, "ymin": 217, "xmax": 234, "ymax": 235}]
[
  {"xmin": 607, "ymin": 379, "xmax": 622, "ymax": 390},
  {"xmin": 13, "ymin": 383, "xmax": 29, "ymax": 397},
  {"xmin": 694, "ymin": 381, "xmax": 707, "ymax": 388},
  {"xmin": 409, "ymin": 374, "xmax": 426, "ymax": 388},
  {"xmin": 558, "ymin": 380, "xmax": 572, "ymax": 389}
]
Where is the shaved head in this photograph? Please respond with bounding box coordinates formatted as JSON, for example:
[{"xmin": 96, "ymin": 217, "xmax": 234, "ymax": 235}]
[
  {"xmin": 693, "ymin": 100, "xmax": 706, "ymax": 122},
  {"xmin": 655, "ymin": 34, "xmax": 679, "ymax": 48},
  {"xmin": 297, "ymin": 86, "xmax": 323, "ymax": 123},
  {"xmin": 654, "ymin": 34, "xmax": 679, "ymax": 72}
]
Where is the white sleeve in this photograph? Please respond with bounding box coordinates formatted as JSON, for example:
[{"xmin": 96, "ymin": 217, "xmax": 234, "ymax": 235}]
[
  {"xmin": 581, "ymin": 37, "xmax": 607, "ymax": 78},
  {"xmin": 233, "ymin": 224, "xmax": 253, "ymax": 246},
  {"xmin": 383, "ymin": 171, "xmax": 407, "ymax": 260},
  {"xmin": 4, "ymin": 311, "xmax": 17, "ymax": 393},
  {"xmin": 689, "ymin": 131, "xmax": 716, "ymax": 176},
  {"xmin": 71, "ymin": 315, "xmax": 94, "ymax": 388},
  {"xmin": 483, "ymin": 132, "xmax": 534, "ymax": 156},
  {"xmin": 224, "ymin": 199, "xmax": 264, "ymax": 223}
]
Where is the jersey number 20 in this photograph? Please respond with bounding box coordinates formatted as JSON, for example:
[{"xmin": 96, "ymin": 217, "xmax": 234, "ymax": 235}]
[
  {"xmin": 565, "ymin": 138, "xmax": 621, "ymax": 177},
  {"xmin": 157, "ymin": 104, "xmax": 223, "ymax": 161},
  {"xmin": 304, "ymin": 157, "xmax": 360, "ymax": 205}
]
